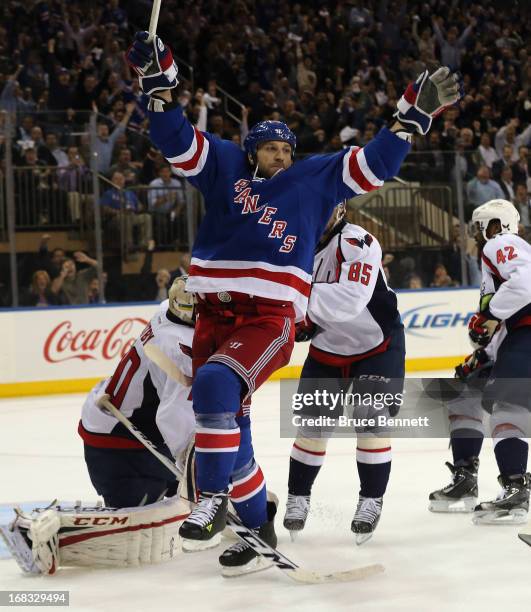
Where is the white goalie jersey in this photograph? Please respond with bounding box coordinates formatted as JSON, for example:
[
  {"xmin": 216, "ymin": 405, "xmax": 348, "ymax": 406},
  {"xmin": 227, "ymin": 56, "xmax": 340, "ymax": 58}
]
[
  {"xmin": 79, "ymin": 300, "xmax": 195, "ymax": 459},
  {"xmin": 307, "ymin": 221, "xmax": 400, "ymax": 364}
]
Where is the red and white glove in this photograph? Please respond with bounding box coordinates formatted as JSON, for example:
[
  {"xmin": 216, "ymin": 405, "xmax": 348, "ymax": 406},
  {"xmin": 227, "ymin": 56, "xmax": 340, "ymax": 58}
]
[
  {"xmin": 394, "ymin": 67, "xmax": 463, "ymax": 135},
  {"xmin": 468, "ymin": 313, "xmax": 499, "ymax": 349},
  {"xmin": 455, "ymin": 348, "xmax": 492, "ymax": 381},
  {"xmin": 126, "ymin": 31, "xmax": 179, "ymax": 96}
]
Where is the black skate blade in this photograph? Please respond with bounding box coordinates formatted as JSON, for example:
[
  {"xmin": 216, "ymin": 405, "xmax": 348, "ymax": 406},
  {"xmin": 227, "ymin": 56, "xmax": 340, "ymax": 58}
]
[{"xmin": 518, "ymin": 533, "xmax": 531, "ymax": 547}]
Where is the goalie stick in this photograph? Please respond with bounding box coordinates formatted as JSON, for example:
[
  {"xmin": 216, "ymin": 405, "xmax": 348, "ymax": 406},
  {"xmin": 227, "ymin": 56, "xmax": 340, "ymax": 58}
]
[{"xmin": 97, "ymin": 394, "xmax": 384, "ymax": 584}]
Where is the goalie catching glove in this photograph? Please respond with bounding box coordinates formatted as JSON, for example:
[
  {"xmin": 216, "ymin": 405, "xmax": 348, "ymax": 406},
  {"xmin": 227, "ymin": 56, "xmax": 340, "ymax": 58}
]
[
  {"xmin": 394, "ymin": 67, "xmax": 463, "ymax": 135},
  {"xmin": 126, "ymin": 31, "xmax": 179, "ymax": 96}
]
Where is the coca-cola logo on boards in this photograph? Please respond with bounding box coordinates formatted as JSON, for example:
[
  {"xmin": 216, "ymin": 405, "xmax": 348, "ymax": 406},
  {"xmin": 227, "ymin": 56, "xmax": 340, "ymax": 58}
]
[{"xmin": 44, "ymin": 318, "xmax": 148, "ymax": 363}]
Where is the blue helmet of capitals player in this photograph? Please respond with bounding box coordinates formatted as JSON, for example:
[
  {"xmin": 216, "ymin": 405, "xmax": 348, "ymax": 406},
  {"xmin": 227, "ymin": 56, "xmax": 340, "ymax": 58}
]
[{"xmin": 244, "ymin": 121, "xmax": 297, "ymax": 172}]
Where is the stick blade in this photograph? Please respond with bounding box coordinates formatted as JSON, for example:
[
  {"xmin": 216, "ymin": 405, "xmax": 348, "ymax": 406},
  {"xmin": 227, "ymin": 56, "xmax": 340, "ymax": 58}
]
[
  {"xmin": 285, "ymin": 562, "xmax": 384, "ymax": 584},
  {"xmin": 518, "ymin": 533, "xmax": 531, "ymax": 548}
]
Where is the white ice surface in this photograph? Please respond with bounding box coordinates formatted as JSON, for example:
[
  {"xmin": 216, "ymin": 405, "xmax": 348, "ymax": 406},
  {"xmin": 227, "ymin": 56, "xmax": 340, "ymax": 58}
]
[{"xmin": 1, "ymin": 377, "xmax": 530, "ymax": 612}]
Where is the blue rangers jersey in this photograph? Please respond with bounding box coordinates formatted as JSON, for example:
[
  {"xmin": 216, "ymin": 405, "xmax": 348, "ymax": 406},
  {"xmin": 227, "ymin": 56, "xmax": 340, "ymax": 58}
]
[{"xmin": 149, "ymin": 103, "xmax": 410, "ymax": 319}]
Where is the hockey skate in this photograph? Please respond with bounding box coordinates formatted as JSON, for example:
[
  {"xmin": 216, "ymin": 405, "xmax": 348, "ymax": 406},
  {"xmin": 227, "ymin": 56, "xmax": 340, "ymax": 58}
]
[
  {"xmin": 428, "ymin": 458, "xmax": 479, "ymax": 513},
  {"xmin": 179, "ymin": 490, "xmax": 228, "ymax": 551},
  {"xmin": 283, "ymin": 493, "xmax": 310, "ymax": 541},
  {"xmin": 473, "ymin": 473, "xmax": 530, "ymax": 525},
  {"xmin": 351, "ymin": 496, "xmax": 383, "ymax": 545},
  {"xmin": 219, "ymin": 497, "xmax": 278, "ymax": 577}
]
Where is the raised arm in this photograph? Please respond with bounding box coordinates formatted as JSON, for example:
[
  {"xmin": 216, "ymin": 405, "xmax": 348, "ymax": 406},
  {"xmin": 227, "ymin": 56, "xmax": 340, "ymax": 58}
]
[{"xmin": 126, "ymin": 32, "xmax": 243, "ymax": 198}]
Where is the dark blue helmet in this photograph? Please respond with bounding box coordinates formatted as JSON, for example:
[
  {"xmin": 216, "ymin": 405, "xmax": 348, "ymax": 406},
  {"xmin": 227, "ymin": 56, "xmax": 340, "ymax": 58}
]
[{"xmin": 244, "ymin": 120, "xmax": 296, "ymax": 161}]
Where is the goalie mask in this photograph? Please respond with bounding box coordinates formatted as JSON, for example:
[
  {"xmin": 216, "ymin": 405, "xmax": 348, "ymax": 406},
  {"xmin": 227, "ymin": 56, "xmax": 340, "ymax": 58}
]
[
  {"xmin": 471, "ymin": 199, "xmax": 520, "ymax": 240},
  {"xmin": 168, "ymin": 276, "xmax": 195, "ymax": 323}
]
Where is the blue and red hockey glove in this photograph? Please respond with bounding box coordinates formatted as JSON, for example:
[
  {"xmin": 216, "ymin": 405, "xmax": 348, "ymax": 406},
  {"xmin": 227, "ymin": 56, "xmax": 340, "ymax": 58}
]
[
  {"xmin": 126, "ymin": 32, "xmax": 179, "ymax": 96},
  {"xmin": 394, "ymin": 67, "xmax": 463, "ymax": 135}
]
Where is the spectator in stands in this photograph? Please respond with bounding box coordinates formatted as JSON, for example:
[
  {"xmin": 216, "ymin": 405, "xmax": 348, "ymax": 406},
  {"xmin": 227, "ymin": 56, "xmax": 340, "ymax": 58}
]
[
  {"xmin": 171, "ymin": 252, "xmax": 191, "ymax": 283},
  {"xmin": 495, "ymin": 119, "xmax": 531, "ymax": 159},
  {"xmin": 430, "ymin": 263, "xmax": 458, "ymax": 288},
  {"xmin": 51, "ymin": 252, "xmax": 99, "ymax": 305},
  {"xmin": 407, "ymin": 274, "xmax": 423, "ymax": 289},
  {"xmin": 492, "ymin": 144, "xmax": 515, "ymax": 181},
  {"xmin": 138, "ymin": 147, "xmax": 166, "ymax": 185},
  {"xmin": 431, "ymin": 16, "xmax": 475, "ymax": 70},
  {"xmin": 100, "ymin": 171, "xmax": 152, "ymax": 255},
  {"xmin": 87, "ymin": 276, "xmax": 106, "ymax": 304},
  {"xmin": 138, "ymin": 241, "xmax": 172, "ymax": 301},
  {"xmin": 94, "ymin": 102, "xmax": 135, "ymax": 174},
  {"xmin": 16, "ymin": 147, "xmax": 52, "ymax": 225},
  {"xmin": 58, "ymin": 147, "xmax": 91, "ymax": 224},
  {"xmin": 512, "ymin": 146, "xmax": 530, "ymax": 187},
  {"xmin": 45, "ymin": 39, "xmax": 75, "ymax": 111},
  {"xmin": 35, "ymin": 235, "xmax": 66, "ymax": 280},
  {"xmin": 514, "ymin": 184, "xmax": 531, "ymax": 228},
  {"xmin": 154, "ymin": 268, "xmax": 171, "ymax": 301},
  {"xmin": 477, "ymin": 133, "xmax": 498, "ymax": 170},
  {"xmin": 466, "ymin": 166, "xmax": 505, "ymax": 210},
  {"xmin": 498, "ymin": 166, "xmax": 515, "ymax": 202},
  {"xmin": 148, "ymin": 165, "xmax": 185, "ymax": 245},
  {"xmin": 20, "ymin": 270, "xmax": 64, "ymax": 307},
  {"xmin": 108, "ymin": 148, "xmax": 140, "ymax": 186},
  {"xmin": 0, "ymin": 65, "xmax": 30, "ymax": 113},
  {"xmin": 41, "ymin": 133, "xmax": 69, "ymax": 168}
]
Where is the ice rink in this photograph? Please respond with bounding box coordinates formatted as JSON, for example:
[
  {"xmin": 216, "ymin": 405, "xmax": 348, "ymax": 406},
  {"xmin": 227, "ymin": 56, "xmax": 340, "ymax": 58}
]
[{"xmin": 1, "ymin": 378, "xmax": 530, "ymax": 612}]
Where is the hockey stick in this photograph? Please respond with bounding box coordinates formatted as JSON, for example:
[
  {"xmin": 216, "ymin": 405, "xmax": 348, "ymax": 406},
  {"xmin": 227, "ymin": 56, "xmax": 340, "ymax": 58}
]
[
  {"xmin": 147, "ymin": 0, "xmax": 162, "ymax": 43},
  {"xmin": 97, "ymin": 394, "xmax": 384, "ymax": 584}
]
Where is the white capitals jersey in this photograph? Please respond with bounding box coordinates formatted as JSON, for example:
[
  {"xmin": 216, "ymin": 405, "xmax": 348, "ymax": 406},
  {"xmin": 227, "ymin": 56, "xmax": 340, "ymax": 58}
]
[
  {"xmin": 307, "ymin": 221, "xmax": 400, "ymax": 364},
  {"xmin": 480, "ymin": 233, "xmax": 531, "ymax": 331},
  {"xmin": 79, "ymin": 301, "xmax": 195, "ymax": 458}
]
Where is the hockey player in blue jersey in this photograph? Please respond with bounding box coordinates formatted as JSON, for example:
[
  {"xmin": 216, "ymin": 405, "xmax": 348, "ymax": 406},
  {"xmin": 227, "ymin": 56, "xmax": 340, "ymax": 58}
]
[{"xmin": 127, "ymin": 30, "xmax": 462, "ymax": 575}]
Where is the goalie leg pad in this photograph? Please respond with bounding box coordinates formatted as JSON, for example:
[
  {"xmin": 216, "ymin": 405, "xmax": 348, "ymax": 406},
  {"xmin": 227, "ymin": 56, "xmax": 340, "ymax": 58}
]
[{"xmin": 5, "ymin": 498, "xmax": 190, "ymax": 574}]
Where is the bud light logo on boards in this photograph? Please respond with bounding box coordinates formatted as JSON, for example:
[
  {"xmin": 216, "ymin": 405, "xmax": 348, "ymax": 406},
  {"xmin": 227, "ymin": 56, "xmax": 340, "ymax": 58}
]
[{"xmin": 401, "ymin": 303, "xmax": 474, "ymax": 339}]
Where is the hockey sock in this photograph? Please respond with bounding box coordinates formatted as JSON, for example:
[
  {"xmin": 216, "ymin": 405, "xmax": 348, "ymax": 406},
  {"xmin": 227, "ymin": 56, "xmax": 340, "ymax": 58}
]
[
  {"xmin": 356, "ymin": 445, "xmax": 392, "ymax": 498},
  {"xmin": 288, "ymin": 441, "xmax": 326, "ymax": 496},
  {"xmin": 195, "ymin": 417, "xmax": 240, "ymax": 492},
  {"xmin": 494, "ymin": 438, "xmax": 529, "ymax": 477},
  {"xmin": 192, "ymin": 363, "xmax": 243, "ymax": 492},
  {"xmin": 451, "ymin": 431, "xmax": 484, "ymax": 467},
  {"xmin": 230, "ymin": 460, "xmax": 267, "ymax": 528}
]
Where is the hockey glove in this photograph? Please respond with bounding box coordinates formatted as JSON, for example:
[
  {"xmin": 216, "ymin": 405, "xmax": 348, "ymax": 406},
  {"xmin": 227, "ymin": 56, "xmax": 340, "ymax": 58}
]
[
  {"xmin": 295, "ymin": 316, "xmax": 316, "ymax": 342},
  {"xmin": 468, "ymin": 312, "xmax": 499, "ymax": 350},
  {"xmin": 455, "ymin": 348, "xmax": 492, "ymax": 382},
  {"xmin": 126, "ymin": 31, "xmax": 179, "ymax": 96},
  {"xmin": 394, "ymin": 67, "xmax": 463, "ymax": 135}
]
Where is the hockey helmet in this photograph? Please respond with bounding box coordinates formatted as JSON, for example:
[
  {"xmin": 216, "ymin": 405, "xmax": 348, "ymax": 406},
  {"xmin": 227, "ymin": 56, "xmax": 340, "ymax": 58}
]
[
  {"xmin": 168, "ymin": 275, "xmax": 195, "ymax": 324},
  {"xmin": 471, "ymin": 199, "xmax": 520, "ymax": 240},
  {"xmin": 244, "ymin": 120, "xmax": 296, "ymax": 163}
]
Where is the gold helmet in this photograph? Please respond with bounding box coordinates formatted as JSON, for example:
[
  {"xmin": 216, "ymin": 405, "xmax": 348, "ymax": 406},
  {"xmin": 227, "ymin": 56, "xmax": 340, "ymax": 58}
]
[{"xmin": 168, "ymin": 275, "xmax": 195, "ymax": 323}]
